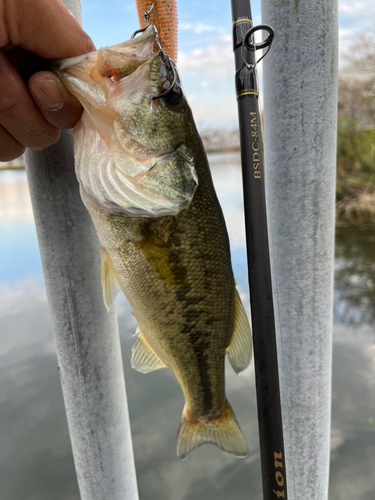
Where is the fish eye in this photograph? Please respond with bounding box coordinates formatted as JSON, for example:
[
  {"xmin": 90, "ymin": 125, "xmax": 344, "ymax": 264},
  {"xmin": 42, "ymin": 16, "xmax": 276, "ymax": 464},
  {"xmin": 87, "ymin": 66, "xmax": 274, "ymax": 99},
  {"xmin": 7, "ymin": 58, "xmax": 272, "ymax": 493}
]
[{"xmin": 162, "ymin": 83, "xmax": 183, "ymax": 106}]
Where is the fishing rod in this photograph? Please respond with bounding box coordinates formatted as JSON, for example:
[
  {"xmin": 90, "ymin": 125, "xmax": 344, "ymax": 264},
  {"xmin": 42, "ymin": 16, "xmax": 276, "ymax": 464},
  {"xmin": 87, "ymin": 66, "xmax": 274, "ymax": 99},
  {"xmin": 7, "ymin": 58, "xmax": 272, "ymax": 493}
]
[{"xmin": 230, "ymin": 2, "xmax": 288, "ymax": 499}]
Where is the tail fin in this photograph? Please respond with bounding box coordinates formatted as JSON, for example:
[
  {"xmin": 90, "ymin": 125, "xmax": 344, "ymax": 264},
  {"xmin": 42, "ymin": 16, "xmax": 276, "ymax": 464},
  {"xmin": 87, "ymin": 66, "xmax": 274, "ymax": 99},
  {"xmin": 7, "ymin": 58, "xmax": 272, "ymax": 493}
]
[{"xmin": 177, "ymin": 401, "xmax": 248, "ymax": 459}]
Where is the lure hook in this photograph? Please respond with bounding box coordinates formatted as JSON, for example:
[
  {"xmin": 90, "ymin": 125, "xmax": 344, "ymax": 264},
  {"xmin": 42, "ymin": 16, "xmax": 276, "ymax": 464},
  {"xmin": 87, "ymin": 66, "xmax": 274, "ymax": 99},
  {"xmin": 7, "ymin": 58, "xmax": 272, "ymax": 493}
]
[
  {"xmin": 131, "ymin": 3, "xmax": 177, "ymax": 100},
  {"xmin": 152, "ymin": 55, "xmax": 178, "ymax": 100},
  {"xmin": 241, "ymin": 24, "xmax": 274, "ymax": 69},
  {"xmin": 131, "ymin": 3, "xmax": 155, "ymax": 38}
]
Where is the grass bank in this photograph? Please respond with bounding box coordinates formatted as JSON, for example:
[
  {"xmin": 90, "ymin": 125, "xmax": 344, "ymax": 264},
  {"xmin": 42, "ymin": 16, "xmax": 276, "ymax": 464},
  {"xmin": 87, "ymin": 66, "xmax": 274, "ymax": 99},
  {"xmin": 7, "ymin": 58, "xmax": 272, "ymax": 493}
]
[{"xmin": 336, "ymin": 52, "xmax": 375, "ymax": 228}]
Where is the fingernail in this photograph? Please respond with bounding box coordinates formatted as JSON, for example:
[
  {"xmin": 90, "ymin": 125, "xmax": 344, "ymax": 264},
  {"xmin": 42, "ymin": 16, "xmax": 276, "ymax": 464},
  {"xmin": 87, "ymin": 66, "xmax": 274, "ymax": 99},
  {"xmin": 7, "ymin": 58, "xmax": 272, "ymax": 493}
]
[{"xmin": 29, "ymin": 79, "xmax": 63, "ymax": 110}]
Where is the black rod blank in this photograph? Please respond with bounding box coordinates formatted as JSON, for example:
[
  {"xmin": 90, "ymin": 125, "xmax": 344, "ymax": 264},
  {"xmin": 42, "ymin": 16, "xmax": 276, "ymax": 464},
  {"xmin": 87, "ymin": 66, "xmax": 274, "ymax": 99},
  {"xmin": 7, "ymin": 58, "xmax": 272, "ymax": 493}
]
[{"xmin": 229, "ymin": 1, "xmax": 288, "ymax": 499}]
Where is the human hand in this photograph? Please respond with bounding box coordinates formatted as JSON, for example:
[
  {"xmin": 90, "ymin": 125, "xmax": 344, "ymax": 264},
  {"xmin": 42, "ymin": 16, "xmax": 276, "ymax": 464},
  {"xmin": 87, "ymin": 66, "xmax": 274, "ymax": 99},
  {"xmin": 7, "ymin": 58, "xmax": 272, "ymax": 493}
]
[{"xmin": 0, "ymin": 0, "xmax": 95, "ymax": 161}]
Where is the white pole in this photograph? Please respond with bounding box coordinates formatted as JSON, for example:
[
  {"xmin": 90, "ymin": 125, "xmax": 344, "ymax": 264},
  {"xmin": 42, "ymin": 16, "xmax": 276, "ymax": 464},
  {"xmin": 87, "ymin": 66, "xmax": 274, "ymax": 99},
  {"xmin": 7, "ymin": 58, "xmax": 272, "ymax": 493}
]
[
  {"xmin": 260, "ymin": 1, "xmax": 338, "ymax": 499},
  {"xmin": 24, "ymin": 1, "xmax": 139, "ymax": 498}
]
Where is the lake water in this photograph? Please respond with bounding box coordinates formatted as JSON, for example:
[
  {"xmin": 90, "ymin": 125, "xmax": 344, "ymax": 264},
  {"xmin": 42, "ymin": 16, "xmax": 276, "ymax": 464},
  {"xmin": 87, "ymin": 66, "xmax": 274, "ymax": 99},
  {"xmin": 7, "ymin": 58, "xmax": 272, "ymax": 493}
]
[{"xmin": 0, "ymin": 152, "xmax": 374, "ymax": 500}]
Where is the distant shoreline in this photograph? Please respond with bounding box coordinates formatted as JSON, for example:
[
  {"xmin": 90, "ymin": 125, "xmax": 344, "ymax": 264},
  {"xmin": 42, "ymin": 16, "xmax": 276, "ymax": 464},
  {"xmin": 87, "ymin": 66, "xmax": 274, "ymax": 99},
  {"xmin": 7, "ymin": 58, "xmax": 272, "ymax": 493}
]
[
  {"xmin": 0, "ymin": 147, "xmax": 241, "ymax": 171},
  {"xmin": 0, "ymin": 158, "xmax": 25, "ymax": 171},
  {"xmin": 1, "ymin": 152, "xmax": 374, "ymax": 227}
]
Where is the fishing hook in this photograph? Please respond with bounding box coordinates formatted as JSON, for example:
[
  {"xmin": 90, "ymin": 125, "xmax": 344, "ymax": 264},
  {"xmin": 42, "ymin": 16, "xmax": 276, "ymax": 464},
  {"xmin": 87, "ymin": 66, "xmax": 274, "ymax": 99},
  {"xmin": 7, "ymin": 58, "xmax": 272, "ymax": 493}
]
[
  {"xmin": 131, "ymin": 3, "xmax": 155, "ymax": 38},
  {"xmin": 152, "ymin": 55, "xmax": 178, "ymax": 100},
  {"xmin": 131, "ymin": 3, "xmax": 178, "ymax": 100},
  {"xmin": 241, "ymin": 24, "xmax": 274, "ymax": 70}
]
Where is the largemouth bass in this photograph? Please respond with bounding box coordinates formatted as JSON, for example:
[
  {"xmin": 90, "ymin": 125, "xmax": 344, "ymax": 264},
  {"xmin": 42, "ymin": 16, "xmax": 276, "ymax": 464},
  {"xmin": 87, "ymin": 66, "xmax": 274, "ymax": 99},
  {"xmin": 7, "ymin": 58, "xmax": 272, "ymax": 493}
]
[{"xmin": 54, "ymin": 25, "xmax": 252, "ymax": 458}]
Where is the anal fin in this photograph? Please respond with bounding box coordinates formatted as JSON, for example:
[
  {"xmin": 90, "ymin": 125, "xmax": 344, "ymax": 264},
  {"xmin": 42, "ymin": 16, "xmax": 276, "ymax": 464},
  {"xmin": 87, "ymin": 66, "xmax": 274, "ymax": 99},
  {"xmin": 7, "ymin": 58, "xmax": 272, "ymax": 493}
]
[
  {"xmin": 131, "ymin": 329, "xmax": 167, "ymax": 373},
  {"xmin": 101, "ymin": 248, "xmax": 119, "ymax": 312},
  {"xmin": 226, "ymin": 289, "xmax": 252, "ymax": 374}
]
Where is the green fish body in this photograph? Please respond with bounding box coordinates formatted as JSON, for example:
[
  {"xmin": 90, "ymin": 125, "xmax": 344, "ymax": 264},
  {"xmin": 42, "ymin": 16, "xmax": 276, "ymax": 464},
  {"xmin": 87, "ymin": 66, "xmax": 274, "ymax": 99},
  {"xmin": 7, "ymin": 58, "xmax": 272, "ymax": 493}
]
[{"xmin": 55, "ymin": 26, "xmax": 252, "ymax": 458}]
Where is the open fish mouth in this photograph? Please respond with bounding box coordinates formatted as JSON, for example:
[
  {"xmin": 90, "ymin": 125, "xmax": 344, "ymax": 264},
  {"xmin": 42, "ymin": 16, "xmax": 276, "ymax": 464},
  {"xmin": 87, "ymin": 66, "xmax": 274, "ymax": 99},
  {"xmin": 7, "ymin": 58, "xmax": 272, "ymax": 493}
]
[
  {"xmin": 54, "ymin": 26, "xmax": 198, "ymax": 218},
  {"xmin": 54, "ymin": 26, "xmax": 177, "ymax": 107}
]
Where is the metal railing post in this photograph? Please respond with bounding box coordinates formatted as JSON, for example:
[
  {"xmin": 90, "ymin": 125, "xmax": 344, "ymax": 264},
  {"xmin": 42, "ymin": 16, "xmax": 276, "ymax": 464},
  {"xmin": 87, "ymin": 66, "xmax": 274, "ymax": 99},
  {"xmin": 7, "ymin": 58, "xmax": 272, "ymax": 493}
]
[
  {"xmin": 260, "ymin": 1, "xmax": 338, "ymax": 499},
  {"xmin": 24, "ymin": 1, "xmax": 139, "ymax": 498}
]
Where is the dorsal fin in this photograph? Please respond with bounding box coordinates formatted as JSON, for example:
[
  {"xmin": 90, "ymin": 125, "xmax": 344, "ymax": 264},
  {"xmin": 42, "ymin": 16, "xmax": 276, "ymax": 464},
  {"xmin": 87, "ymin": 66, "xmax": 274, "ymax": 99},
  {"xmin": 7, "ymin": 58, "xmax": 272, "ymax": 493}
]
[
  {"xmin": 101, "ymin": 248, "xmax": 119, "ymax": 311},
  {"xmin": 226, "ymin": 289, "xmax": 252, "ymax": 374},
  {"xmin": 131, "ymin": 329, "xmax": 168, "ymax": 373}
]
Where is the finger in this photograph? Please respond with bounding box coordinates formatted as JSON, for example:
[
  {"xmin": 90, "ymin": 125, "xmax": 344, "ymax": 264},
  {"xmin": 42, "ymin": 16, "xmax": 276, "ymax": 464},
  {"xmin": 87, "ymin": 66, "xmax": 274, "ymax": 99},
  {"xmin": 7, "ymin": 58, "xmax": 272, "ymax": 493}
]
[
  {"xmin": 2, "ymin": 0, "xmax": 95, "ymax": 59},
  {"xmin": 0, "ymin": 51, "xmax": 61, "ymax": 150},
  {"xmin": 29, "ymin": 71, "xmax": 83, "ymax": 129},
  {"xmin": 0, "ymin": 124, "xmax": 25, "ymax": 162}
]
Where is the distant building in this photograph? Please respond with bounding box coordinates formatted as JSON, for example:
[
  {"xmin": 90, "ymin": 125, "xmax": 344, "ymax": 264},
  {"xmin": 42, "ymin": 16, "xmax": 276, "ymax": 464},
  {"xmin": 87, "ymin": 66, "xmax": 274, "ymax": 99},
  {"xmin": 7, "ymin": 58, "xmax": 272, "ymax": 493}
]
[{"xmin": 200, "ymin": 129, "xmax": 240, "ymax": 152}]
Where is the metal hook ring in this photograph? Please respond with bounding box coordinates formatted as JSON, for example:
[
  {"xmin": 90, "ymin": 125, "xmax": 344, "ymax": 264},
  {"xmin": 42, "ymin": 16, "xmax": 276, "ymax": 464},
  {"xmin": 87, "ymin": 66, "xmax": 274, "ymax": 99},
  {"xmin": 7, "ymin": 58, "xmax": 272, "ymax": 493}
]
[{"xmin": 243, "ymin": 24, "xmax": 274, "ymax": 51}]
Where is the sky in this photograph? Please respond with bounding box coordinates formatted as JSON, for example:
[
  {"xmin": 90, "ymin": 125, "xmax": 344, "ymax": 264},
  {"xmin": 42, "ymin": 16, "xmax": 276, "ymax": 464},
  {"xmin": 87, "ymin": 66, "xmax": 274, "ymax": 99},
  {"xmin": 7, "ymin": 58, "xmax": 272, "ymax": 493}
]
[{"xmin": 79, "ymin": 0, "xmax": 373, "ymax": 129}]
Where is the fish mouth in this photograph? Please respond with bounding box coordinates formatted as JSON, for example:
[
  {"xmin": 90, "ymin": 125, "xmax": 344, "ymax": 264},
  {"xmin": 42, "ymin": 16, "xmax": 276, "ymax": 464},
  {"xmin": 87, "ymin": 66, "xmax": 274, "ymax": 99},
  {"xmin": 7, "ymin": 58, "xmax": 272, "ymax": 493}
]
[
  {"xmin": 95, "ymin": 26, "xmax": 177, "ymax": 100},
  {"xmin": 54, "ymin": 25, "xmax": 178, "ymax": 105},
  {"xmin": 96, "ymin": 26, "xmax": 162, "ymax": 82}
]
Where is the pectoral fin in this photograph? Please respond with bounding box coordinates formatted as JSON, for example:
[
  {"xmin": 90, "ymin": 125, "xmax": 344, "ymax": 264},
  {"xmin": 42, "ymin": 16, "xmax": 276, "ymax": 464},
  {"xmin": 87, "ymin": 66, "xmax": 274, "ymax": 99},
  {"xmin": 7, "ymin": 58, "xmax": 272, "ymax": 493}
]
[
  {"xmin": 101, "ymin": 249, "xmax": 119, "ymax": 311},
  {"xmin": 131, "ymin": 329, "xmax": 167, "ymax": 373},
  {"xmin": 226, "ymin": 289, "xmax": 252, "ymax": 374}
]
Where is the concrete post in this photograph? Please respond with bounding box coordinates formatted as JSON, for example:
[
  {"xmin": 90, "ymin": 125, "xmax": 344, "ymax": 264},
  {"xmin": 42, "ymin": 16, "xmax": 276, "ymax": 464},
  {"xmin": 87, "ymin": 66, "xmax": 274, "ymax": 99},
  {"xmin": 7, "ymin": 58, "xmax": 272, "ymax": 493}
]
[
  {"xmin": 260, "ymin": 1, "xmax": 338, "ymax": 499},
  {"xmin": 24, "ymin": 1, "xmax": 139, "ymax": 498}
]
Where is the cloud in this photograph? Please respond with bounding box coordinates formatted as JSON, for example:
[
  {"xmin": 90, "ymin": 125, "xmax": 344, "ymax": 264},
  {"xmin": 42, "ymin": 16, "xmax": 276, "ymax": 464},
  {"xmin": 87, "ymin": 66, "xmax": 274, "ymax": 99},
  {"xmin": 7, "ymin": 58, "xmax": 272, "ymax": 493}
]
[
  {"xmin": 0, "ymin": 277, "xmax": 46, "ymax": 315},
  {"xmin": 178, "ymin": 33, "xmax": 265, "ymax": 83},
  {"xmin": 179, "ymin": 22, "xmax": 224, "ymax": 34},
  {"xmin": 338, "ymin": 28, "xmax": 375, "ymax": 66},
  {"xmin": 339, "ymin": 0, "xmax": 375, "ymax": 14},
  {"xmin": 178, "ymin": 35, "xmax": 234, "ymax": 81},
  {"xmin": 339, "ymin": 28, "xmax": 358, "ymax": 55},
  {"xmin": 0, "ymin": 277, "xmax": 55, "ymax": 360},
  {"xmin": 178, "ymin": 35, "xmax": 265, "ymax": 128}
]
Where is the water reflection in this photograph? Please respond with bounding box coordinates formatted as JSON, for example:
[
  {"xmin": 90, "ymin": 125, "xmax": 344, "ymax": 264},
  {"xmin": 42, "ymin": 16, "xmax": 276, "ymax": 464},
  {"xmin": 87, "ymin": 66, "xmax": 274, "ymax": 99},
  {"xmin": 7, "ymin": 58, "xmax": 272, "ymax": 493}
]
[
  {"xmin": 0, "ymin": 172, "xmax": 43, "ymax": 284},
  {"xmin": 334, "ymin": 226, "xmax": 375, "ymax": 324},
  {"xmin": 0, "ymin": 170, "xmax": 33, "ymax": 221},
  {"xmin": 0, "ymin": 156, "xmax": 259, "ymax": 500}
]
